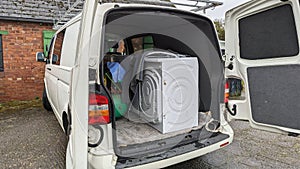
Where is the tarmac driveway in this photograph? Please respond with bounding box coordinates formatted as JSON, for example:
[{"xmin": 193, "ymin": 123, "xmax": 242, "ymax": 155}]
[
  {"xmin": 0, "ymin": 105, "xmax": 300, "ymax": 169},
  {"xmin": 169, "ymin": 121, "xmax": 300, "ymax": 169},
  {"xmin": 0, "ymin": 107, "xmax": 67, "ymax": 168}
]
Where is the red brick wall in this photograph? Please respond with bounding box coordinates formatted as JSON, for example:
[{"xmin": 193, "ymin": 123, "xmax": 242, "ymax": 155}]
[{"xmin": 0, "ymin": 20, "xmax": 53, "ymax": 102}]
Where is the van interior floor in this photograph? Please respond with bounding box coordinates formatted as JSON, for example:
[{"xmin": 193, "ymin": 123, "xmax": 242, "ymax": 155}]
[{"xmin": 116, "ymin": 112, "xmax": 212, "ymax": 147}]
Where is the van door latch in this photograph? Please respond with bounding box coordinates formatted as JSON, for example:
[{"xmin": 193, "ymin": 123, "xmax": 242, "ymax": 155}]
[{"xmin": 226, "ymin": 63, "xmax": 234, "ymax": 70}]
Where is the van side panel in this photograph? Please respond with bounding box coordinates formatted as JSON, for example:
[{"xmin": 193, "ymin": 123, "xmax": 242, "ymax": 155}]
[{"xmin": 57, "ymin": 21, "xmax": 80, "ymax": 116}]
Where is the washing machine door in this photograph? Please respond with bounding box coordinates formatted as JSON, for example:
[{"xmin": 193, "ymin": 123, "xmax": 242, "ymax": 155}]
[
  {"xmin": 140, "ymin": 68, "xmax": 162, "ymax": 124},
  {"xmin": 127, "ymin": 68, "xmax": 162, "ymax": 124}
]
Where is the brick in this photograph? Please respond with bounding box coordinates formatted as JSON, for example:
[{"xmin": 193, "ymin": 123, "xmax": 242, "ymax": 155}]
[{"xmin": 0, "ymin": 20, "xmax": 51, "ymax": 102}]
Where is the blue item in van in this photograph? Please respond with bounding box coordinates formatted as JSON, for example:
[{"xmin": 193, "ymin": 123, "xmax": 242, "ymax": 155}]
[{"xmin": 107, "ymin": 62, "xmax": 126, "ymax": 83}]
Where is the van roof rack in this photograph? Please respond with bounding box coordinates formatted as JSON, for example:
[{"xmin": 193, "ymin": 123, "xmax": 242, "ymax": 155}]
[
  {"xmin": 173, "ymin": 0, "xmax": 223, "ymax": 13},
  {"xmin": 53, "ymin": 0, "xmax": 223, "ymax": 30},
  {"xmin": 53, "ymin": 0, "xmax": 85, "ymax": 30}
]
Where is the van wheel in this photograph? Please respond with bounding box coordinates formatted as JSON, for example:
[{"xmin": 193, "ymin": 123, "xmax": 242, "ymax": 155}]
[{"xmin": 42, "ymin": 88, "xmax": 53, "ymax": 111}]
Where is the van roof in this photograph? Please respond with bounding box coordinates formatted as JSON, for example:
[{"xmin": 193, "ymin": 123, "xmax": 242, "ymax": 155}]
[{"xmin": 54, "ymin": 0, "xmax": 223, "ymax": 30}]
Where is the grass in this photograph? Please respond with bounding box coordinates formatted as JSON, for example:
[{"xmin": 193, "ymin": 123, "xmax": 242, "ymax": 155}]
[{"xmin": 0, "ymin": 99, "xmax": 42, "ymax": 113}]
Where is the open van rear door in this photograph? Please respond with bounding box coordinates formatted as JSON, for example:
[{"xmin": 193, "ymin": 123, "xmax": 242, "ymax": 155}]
[
  {"xmin": 225, "ymin": 0, "xmax": 300, "ymax": 134},
  {"xmin": 68, "ymin": 1, "xmax": 99, "ymax": 168}
]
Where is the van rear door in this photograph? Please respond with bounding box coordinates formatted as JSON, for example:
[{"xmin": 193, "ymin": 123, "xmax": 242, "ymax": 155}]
[{"xmin": 225, "ymin": 0, "xmax": 300, "ymax": 134}]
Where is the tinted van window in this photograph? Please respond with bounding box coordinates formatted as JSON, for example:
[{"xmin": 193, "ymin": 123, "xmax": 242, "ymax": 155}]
[
  {"xmin": 239, "ymin": 5, "xmax": 299, "ymax": 60},
  {"xmin": 52, "ymin": 30, "xmax": 66, "ymax": 65},
  {"xmin": 60, "ymin": 22, "xmax": 80, "ymax": 67}
]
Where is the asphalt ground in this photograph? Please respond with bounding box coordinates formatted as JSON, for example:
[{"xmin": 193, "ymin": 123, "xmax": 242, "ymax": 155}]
[
  {"xmin": 168, "ymin": 121, "xmax": 300, "ymax": 169},
  {"xmin": 0, "ymin": 105, "xmax": 299, "ymax": 169},
  {"xmin": 0, "ymin": 107, "xmax": 67, "ymax": 168}
]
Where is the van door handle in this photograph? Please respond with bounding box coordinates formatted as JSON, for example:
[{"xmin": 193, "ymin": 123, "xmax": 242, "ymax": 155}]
[{"xmin": 47, "ymin": 68, "xmax": 51, "ymax": 71}]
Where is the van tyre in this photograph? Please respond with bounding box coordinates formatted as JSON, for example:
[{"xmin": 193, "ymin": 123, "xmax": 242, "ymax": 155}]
[{"xmin": 42, "ymin": 88, "xmax": 53, "ymax": 111}]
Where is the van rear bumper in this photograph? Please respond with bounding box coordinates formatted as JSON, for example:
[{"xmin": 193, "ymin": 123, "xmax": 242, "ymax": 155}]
[{"xmin": 88, "ymin": 124, "xmax": 233, "ymax": 169}]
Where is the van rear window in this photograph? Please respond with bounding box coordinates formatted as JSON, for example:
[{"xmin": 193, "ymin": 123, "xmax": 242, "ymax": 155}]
[{"xmin": 239, "ymin": 5, "xmax": 299, "ymax": 60}]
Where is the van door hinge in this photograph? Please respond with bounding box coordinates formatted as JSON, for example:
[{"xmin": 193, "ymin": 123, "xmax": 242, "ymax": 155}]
[{"xmin": 222, "ymin": 54, "xmax": 226, "ymax": 62}]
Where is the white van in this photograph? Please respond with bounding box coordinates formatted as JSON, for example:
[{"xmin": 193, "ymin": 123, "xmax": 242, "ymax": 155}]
[
  {"xmin": 37, "ymin": 1, "xmax": 234, "ymax": 168},
  {"xmin": 225, "ymin": 0, "xmax": 300, "ymax": 136}
]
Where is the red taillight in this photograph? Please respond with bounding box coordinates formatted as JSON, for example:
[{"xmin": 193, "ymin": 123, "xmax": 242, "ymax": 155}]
[
  {"xmin": 88, "ymin": 93, "xmax": 110, "ymax": 125},
  {"xmin": 225, "ymin": 81, "xmax": 230, "ymax": 103},
  {"xmin": 89, "ymin": 94, "xmax": 108, "ymax": 105}
]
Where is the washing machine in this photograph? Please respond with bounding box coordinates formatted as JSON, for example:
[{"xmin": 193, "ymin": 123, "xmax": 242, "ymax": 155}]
[{"xmin": 139, "ymin": 56, "xmax": 199, "ymax": 133}]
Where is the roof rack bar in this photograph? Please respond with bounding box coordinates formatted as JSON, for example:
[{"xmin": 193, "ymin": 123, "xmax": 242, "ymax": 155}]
[
  {"xmin": 53, "ymin": 0, "xmax": 85, "ymax": 30},
  {"xmin": 100, "ymin": 0, "xmax": 174, "ymax": 7},
  {"xmin": 191, "ymin": 4, "xmax": 220, "ymax": 12},
  {"xmin": 186, "ymin": 0, "xmax": 222, "ymax": 4},
  {"xmin": 174, "ymin": 0, "xmax": 223, "ymax": 13},
  {"xmin": 53, "ymin": 0, "xmax": 222, "ymax": 30},
  {"xmin": 172, "ymin": 2, "xmax": 200, "ymax": 8}
]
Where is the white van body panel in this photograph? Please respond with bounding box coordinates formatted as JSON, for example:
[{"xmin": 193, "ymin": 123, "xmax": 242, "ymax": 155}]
[
  {"xmin": 44, "ymin": 19, "xmax": 81, "ymax": 131},
  {"xmin": 69, "ymin": 1, "xmax": 102, "ymax": 168},
  {"xmin": 87, "ymin": 123, "xmax": 233, "ymax": 169},
  {"xmin": 42, "ymin": 1, "xmax": 233, "ymax": 169},
  {"xmin": 43, "ymin": 8, "xmax": 83, "ymax": 169},
  {"xmin": 225, "ymin": 0, "xmax": 300, "ymax": 134}
]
